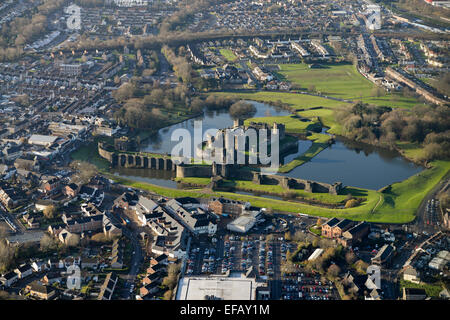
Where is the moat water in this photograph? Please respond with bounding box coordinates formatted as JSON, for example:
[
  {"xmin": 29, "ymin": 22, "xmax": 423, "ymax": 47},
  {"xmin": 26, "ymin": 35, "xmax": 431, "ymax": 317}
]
[{"xmin": 114, "ymin": 101, "xmax": 423, "ymax": 191}]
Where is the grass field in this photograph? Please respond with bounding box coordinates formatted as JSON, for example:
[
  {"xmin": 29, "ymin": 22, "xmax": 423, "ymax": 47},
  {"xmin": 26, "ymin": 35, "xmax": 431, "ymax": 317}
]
[
  {"xmin": 277, "ymin": 63, "xmax": 421, "ymax": 108},
  {"xmin": 296, "ymin": 108, "xmax": 344, "ymax": 135},
  {"xmin": 220, "ymin": 179, "xmax": 357, "ymax": 205},
  {"xmin": 245, "ymin": 115, "xmax": 321, "ymax": 134},
  {"xmin": 70, "ymin": 140, "xmax": 111, "ymax": 171},
  {"xmin": 211, "ymin": 91, "xmax": 349, "ymax": 109},
  {"xmin": 219, "ymin": 48, "xmax": 238, "ymax": 62},
  {"xmin": 278, "ymin": 63, "xmax": 374, "ymax": 100}
]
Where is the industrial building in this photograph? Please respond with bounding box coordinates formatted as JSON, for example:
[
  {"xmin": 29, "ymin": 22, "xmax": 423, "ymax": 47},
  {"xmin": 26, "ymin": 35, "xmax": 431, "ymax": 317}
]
[{"xmin": 176, "ymin": 269, "xmax": 270, "ymax": 300}]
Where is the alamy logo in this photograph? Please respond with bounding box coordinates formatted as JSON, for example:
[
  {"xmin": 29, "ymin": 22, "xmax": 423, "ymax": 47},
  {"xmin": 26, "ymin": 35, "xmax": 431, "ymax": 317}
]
[
  {"xmin": 65, "ymin": 4, "xmax": 81, "ymax": 30},
  {"xmin": 66, "ymin": 265, "xmax": 81, "ymax": 290}
]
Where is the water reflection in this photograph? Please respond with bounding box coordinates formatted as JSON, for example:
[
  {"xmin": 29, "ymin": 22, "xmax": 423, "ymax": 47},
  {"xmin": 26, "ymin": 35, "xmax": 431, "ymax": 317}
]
[
  {"xmin": 118, "ymin": 102, "xmax": 424, "ymax": 191},
  {"xmin": 140, "ymin": 101, "xmax": 291, "ymax": 155},
  {"xmin": 281, "ymin": 137, "xmax": 423, "ymax": 190}
]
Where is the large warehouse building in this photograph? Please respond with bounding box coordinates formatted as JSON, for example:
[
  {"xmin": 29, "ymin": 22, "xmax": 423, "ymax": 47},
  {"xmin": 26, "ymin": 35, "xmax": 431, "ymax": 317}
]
[{"xmin": 176, "ymin": 270, "xmax": 270, "ymax": 300}]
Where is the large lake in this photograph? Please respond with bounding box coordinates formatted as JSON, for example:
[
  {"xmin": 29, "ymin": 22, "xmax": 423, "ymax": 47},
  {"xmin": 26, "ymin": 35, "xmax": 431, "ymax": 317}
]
[
  {"xmin": 114, "ymin": 101, "xmax": 423, "ymax": 190},
  {"xmin": 280, "ymin": 137, "xmax": 423, "ymax": 190}
]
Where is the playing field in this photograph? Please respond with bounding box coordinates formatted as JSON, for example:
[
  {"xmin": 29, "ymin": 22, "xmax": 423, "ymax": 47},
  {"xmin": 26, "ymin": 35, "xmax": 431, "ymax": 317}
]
[
  {"xmin": 277, "ymin": 63, "xmax": 420, "ymax": 108},
  {"xmin": 279, "ymin": 63, "xmax": 374, "ymax": 99}
]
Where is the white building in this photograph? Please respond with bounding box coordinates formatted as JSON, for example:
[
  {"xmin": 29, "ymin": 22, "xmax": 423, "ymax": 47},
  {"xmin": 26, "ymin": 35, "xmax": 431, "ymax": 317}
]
[
  {"xmin": 176, "ymin": 270, "xmax": 270, "ymax": 300},
  {"xmin": 227, "ymin": 215, "xmax": 256, "ymax": 233},
  {"xmin": 28, "ymin": 134, "xmax": 58, "ymax": 147}
]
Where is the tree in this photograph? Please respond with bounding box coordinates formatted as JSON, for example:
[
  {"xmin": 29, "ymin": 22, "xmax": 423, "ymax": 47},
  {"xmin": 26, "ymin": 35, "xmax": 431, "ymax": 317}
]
[
  {"xmin": 345, "ymin": 199, "xmax": 359, "ymax": 208},
  {"xmin": 112, "ymin": 82, "xmax": 137, "ymax": 102},
  {"xmin": 40, "ymin": 233, "xmax": 59, "ymax": 252},
  {"xmin": 163, "ymin": 290, "xmax": 173, "ymax": 300},
  {"xmin": 43, "ymin": 205, "xmax": 56, "ymax": 219},
  {"xmin": 327, "ymin": 264, "xmax": 341, "ymax": 278},
  {"xmin": 354, "ymin": 259, "xmax": 368, "ymax": 275},
  {"xmin": 162, "ymin": 263, "xmax": 181, "ymax": 290},
  {"xmin": 284, "ymin": 231, "xmax": 292, "ymax": 241},
  {"xmin": 228, "ymin": 101, "xmax": 256, "ymax": 120},
  {"xmin": 66, "ymin": 234, "xmax": 80, "ymax": 247},
  {"xmin": 0, "ymin": 239, "xmax": 16, "ymax": 273},
  {"xmin": 70, "ymin": 161, "xmax": 97, "ymax": 184},
  {"xmin": 345, "ymin": 251, "xmax": 357, "ymax": 265}
]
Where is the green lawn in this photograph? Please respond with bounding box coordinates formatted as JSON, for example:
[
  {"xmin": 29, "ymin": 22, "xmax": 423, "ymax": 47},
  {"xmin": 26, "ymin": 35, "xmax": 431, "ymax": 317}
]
[
  {"xmin": 175, "ymin": 177, "xmax": 211, "ymax": 186},
  {"xmin": 375, "ymin": 161, "xmax": 450, "ymax": 222},
  {"xmin": 395, "ymin": 141, "xmax": 426, "ymax": 162},
  {"xmin": 211, "ymin": 91, "xmax": 349, "ymax": 109},
  {"xmin": 399, "ymin": 280, "xmax": 444, "ymax": 298},
  {"xmin": 219, "ymin": 179, "xmax": 351, "ymax": 205},
  {"xmin": 107, "ymin": 164, "xmax": 450, "ymax": 224},
  {"xmin": 277, "ymin": 63, "xmax": 421, "ymax": 108},
  {"xmin": 245, "ymin": 115, "xmax": 322, "ymax": 134},
  {"xmin": 278, "ymin": 63, "xmax": 374, "ymax": 100},
  {"xmin": 219, "ymin": 48, "xmax": 237, "ymax": 62},
  {"xmin": 70, "ymin": 140, "xmax": 111, "ymax": 171}
]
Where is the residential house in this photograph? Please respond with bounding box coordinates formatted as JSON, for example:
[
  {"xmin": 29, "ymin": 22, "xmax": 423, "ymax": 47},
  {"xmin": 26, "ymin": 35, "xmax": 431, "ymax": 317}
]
[
  {"xmin": 0, "ymin": 185, "xmax": 25, "ymax": 209},
  {"xmin": 208, "ymin": 197, "xmax": 245, "ymax": 216},
  {"xmin": 64, "ymin": 183, "xmax": 79, "ymax": 198},
  {"xmin": 26, "ymin": 281, "xmax": 56, "ymax": 300},
  {"xmin": 147, "ymin": 263, "xmax": 165, "ymax": 275},
  {"xmin": 31, "ymin": 260, "xmax": 48, "ymax": 273},
  {"xmin": 403, "ymin": 288, "xmax": 426, "ymax": 300},
  {"xmin": 114, "ymin": 191, "xmax": 138, "ymax": 211},
  {"xmin": 82, "ymin": 257, "xmax": 99, "ymax": 270},
  {"xmin": 150, "ymin": 254, "xmax": 168, "ymax": 267},
  {"xmin": 14, "ymin": 264, "xmax": 33, "ymax": 279},
  {"xmin": 372, "ymin": 244, "xmax": 395, "ymax": 266},
  {"xmin": 139, "ymin": 281, "xmax": 159, "ymax": 298},
  {"xmin": 97, "ymin": 272, "xmax": 118, "ymax": 300},
  {"xmin": 403, "ymin": 266, "xmax": 419, "ymax": 284},
  {"xmin": 134, "ymin": 196, "xmax": 159, "ymax": 226},
  {"xmin": 23, "ymin": 213, "xmax": 40, "ymax": 229},
  {"xmin": 41, "ymin": 272, "xmax": 63, "ymax": 285},
  {"xmin": 321, "ymin": 217, "xmax": 340, "ymax": 238},
  {"xmin": 142, "ymin": 271, "xmax": 161, "ymax": 285},
  {"xmin": 338, "ymin": 222, "xmax": 370, "ymax": 247},
  {"xmin": 0, "ymin": 271, "xmax": 18, "ymax": 288},
  {"xmin": 103, "ymin": 214, "xmax": 122, "ymax": 238},
  {"xmin": 42, "ymin": 177, "xmax": 61, "ymax": 195}
]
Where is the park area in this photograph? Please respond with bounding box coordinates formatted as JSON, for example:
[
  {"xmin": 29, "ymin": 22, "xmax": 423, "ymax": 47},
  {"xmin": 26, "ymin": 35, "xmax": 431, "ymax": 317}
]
[
  {"xmin": 277, "ymin": 63, "xmax": 420, "ymax": 108},
  {"xmin": 68, "ymin": 61, "xmax": 449, "ymax": 224}
]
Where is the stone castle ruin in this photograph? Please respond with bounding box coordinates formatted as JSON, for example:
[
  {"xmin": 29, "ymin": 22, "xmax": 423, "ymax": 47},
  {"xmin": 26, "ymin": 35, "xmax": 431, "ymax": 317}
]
[{"xmin": 98, "ymin": 120, "xmax": 343, "ymax": 196}]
